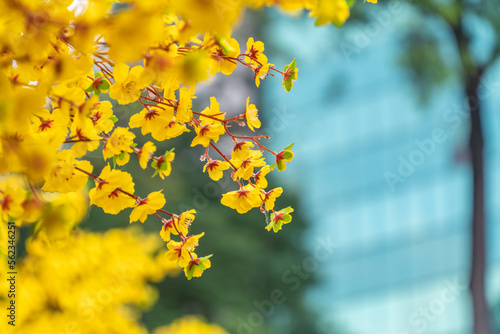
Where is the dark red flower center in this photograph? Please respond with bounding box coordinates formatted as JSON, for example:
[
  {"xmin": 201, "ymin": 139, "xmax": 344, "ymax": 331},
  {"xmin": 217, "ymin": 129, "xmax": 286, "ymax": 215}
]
[
  {"xmin": 2, "ymin": 195, "xmax": 13, "ymax": 211},
  {"xmin": 206, "ymin": 160, "xmax": 219, "ymax": 171},
  {"xmin": 92, "ymin": 76, "xmax": 104, "ymax": 89},
  {"xmin": 248, "ymin": 45, "xmax": 259, "ymax": 60},
  {"xmin": 108, "ymin": 189, "xmax": 120, "ymax": 199},
  {"xmin": 199, "ymin": 124, "xmax": 210, "ymax": 137},
  {"xmin": 144, "ymin": 109, "xmax": 160, "ymax": 121},
  {"xmin": 39, "ymin": 119, "xmax": 54, "ymax": 132},
  {"xmin": 237, "ymin": 188, "xmax": 250, "ymax": 199}
]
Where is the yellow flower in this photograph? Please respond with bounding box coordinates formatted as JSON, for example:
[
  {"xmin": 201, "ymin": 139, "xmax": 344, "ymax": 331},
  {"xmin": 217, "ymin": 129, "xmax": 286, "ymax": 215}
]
[
  {"xmin": 203, "ymin": 159, "xmax": 231, "ymax": 181},
  {"xmin": 17, "ymin": 190, "xmax": 43, "ymax": 224},
  {"xmin": 155, "ymin": 118, "xmax": 190, "ymax": 140},
  {"xmin": 144, "ymin": 47, "xmax": 178, "ymax": 85},
  {"xmin": 130, "ymin": 191, "xmax": 166, "ymax": 223},
  {"xmin": 275, "ymin": 147, "xmax": 294, "ymax": 172},
  {"xmin": 12, "ymin": 135, "xmax": 56, "ymax": 184},
  {"xmin": 166, "ymin": 240, "xmax": 190, "ymax": 267},
  {"xmin": 231, "ymin": 140, "xmax": 254, "ymax": 161},
  {"xmin": 152, "ymin": 151, "xmax": 175, "ymax": 179},
  {"xmin": 184, "ymin": 232, "xmax": 204, "ymax": 253},
  {"xmin": 232, "ymin": 150, "xmax": 266, "ymax": 180},
  {"xmin": 129, "ymin": 106, "xmax": 174, "ymax": 138},
  {"xmin": 254, "ymin": 61, "xmax": 273, "ymax": 87},
  {"xmin": 31, "ymin": 108, "xmax": 69, "ymax": 149},
  {"xmin": 45, "ymin": 54, "xmax": 94, "ymax": 85},
  {"xmin": 200, "ymin": 96, "xmax": 225, "ymax": 125},
  {"xmin": 245, "ymin": 37, "xmax": 267, "ymax": 64},
  {"xmin": 51, "ymin": 82, "xmax": 87, "ymax": 105},
  {"xmin": 105, "ymin": 10, "xmax": 164, "ymax": 63},
  {"xmin": 109, "ymin": 63, "xmax": 150, "ymax": 105},
  {"xmin": 102, "ymin": 127, "xmax": 135, "ymax": 162},
  {"xmin": 138, "ymin": 141, "xmax": 156, "ymax": 169},
  {"xmin": 89, "ymin": 165, "xmax": 135, "ymax": 214},
  {"xmin": 90, "ymin": 101, "xmax": 115, "ymax": 134},
  {"xmin": 190, "ymin": 97, "xmax": 226, "ymax": 146},
  {"xmin": 176, "ymin": 87, "xmax": 196, "ymax": 123},
  {"xmin": 244, "ymin": 38, "xmax": 273, "ymax": 87},
  {"xmin": 254, "ymin": 165, "xmax": 271, "ymax": 189},
  {"xmin": 176, "ymin": 50, "xmax": 210, "ymax": 86},
  {"xmin": 160, "ymin": 217, "xmax": 177, "ymax": 242},
  {"xmin": 154, "ymin": 315, "xmax": 228, "ymax": 333},
  {"xmin": 171, "ymin": 0, "xmax": 240, "ymax": 36},
  {"xmin": 68, "ymin": 119, "xmax": 101, "ymax": 158},
  {"xmin": 184, "ymin": 254, "xmax": 212, "ymax": 280},
  {"xmin": 0, "ymin": 187, "xmax": 25, "ymax": 222},
  {"xmin": 209, "ymin": 37, "xmax": 240, "ymax": 75},
  {"xmin": 266, "ymin": 207, "xmax": 294, "ymax": 233},
  {"xmin": 221, "ymin": 185, "xmax": 261, "ymax": 214},
  {"xmin": 42, "ymin": 150, "xmax": 93, "ymax": 193},
  {"xmin": 244, "ymin": 97, "xmax": 261, "ymax": 131},
  {"xmin": 262, "ymin": 187, "xmax": 283, "ymax": 211},
  {"xmin": 178, "ymin": 209, "xmax": 196, "ymax": 235},
  {"xmin": 190, "ymin": 123, "xmax": 226, "ymax": 147},
  {"xmin": 310, "ymin": 0, "xmax": 350, "ymax": 27}
]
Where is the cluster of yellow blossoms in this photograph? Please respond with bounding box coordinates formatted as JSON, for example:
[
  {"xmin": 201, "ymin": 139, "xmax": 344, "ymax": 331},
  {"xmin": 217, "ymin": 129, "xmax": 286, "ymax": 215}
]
[
  {"xmin": 154, "ymin": 315, "xmax": 229, "ymax": 334},
  {"xmin": 0, "ymin": 225, "xmax": 231, "ymax": 333},
  {"xmin": 0, "ymin": 0, "xmax": 376, "ymax": 281}
]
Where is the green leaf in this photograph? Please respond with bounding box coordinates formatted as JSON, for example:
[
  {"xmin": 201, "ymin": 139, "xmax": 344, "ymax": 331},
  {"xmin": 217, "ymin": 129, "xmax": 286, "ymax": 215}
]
[
  {"xmin": 270, "ymin": 162, "xmax": 277, "ymax": 171},
  {"xmin": 199, "ymin": 254, "xmax": 213, "ymax": 261},
  {"xmin": 112, "ymin": 155, "xmax": 117, "ymax": 168},
  {"xmin": 196, "ymin": 262, "xmax": 207, "ymax": 271},
  {"xmin": 185, "ymin": 255, "xmax": 212, "ymax": 280},
  {"xmin": 282, "ymin": 59, "xmax": 297, "ymax": 92},
  {"xmin": 117, "ymin": 151, "xmax": 126, "ymax": 160},
  {"xmin": 277, "ymin": 160, "xmax": 284, "ymax": 172},
  {"xmin": 186, "ymin": 267, "xmax": 194, "ymax": 280},
  {"xmin": 159, "ymin": 160, "xmax": 169, "ymax": 171},
  {"xmin": 99, "ymin": 79, "xmax": 110, "ymax": 90},
  {"xmin": 216, "ymin": 36, "xmax": 229, "ymax": 55},
  {"xmin": 164, "ymin": 148, "xmax": 175, "ymax": 159},
  {"xmin": 265, "ymin": 221, "xmax": 274, "ymax": 230},
  {"xmin": 282, "ymin": 151, "xmax": 293, "ymax": 160},
  {"xmin": 283, "ymin": 143, "xmax": 294, "ymax": 151},
  {"xmin": 109, "ymin": 115, "xmax": 118, "ymax": 123}
]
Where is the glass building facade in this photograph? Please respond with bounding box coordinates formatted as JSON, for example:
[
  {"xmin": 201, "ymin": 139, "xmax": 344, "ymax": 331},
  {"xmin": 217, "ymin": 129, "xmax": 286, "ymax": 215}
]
[{"xmin": 262, "ymin": 4, "xmax": 500, "ymax": 334}]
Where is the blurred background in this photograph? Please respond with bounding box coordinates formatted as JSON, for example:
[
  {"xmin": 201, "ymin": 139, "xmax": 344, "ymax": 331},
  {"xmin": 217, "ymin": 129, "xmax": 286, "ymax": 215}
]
[
  {"xmin": 78, "ymin": 1, "xmax": 500, "ymax": 334},
  {"xmin": 259, "ymin": 1, "xmax": 500, "ymax": 334}
]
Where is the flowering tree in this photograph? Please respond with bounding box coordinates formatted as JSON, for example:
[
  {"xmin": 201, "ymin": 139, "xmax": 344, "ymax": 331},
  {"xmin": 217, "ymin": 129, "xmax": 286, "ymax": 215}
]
[
  {"xmin": 398, "ymin": 2, "xmax": 500, "ymax": 333},
  {"xmin": 0, "ymin": 0, "xmax": 376, "ymax": 332}
]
